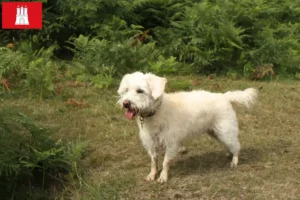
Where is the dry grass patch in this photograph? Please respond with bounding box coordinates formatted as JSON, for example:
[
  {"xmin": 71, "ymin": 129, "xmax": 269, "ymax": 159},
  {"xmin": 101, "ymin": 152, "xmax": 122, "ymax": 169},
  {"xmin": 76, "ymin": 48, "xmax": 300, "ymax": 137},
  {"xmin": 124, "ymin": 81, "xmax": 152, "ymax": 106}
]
[{"xmin": 1, "ymin": 76, "xmax": 300, "ymax": 199}]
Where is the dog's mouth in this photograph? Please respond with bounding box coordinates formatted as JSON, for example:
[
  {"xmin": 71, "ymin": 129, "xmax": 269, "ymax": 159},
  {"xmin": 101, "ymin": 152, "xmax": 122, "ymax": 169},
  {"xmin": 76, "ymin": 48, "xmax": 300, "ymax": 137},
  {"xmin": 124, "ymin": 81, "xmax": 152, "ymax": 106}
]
[{"xmin": 125, "ymin": 108, "xmax": 139, "ymax": 120}]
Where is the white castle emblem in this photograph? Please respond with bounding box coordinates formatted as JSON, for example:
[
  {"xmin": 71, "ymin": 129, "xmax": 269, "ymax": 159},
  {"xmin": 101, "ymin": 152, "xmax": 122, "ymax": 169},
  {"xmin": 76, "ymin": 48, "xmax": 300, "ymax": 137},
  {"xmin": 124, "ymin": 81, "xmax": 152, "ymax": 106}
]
[{"xmin": 15, "ymin": 6, "xmax": 29, "ymax": 25}]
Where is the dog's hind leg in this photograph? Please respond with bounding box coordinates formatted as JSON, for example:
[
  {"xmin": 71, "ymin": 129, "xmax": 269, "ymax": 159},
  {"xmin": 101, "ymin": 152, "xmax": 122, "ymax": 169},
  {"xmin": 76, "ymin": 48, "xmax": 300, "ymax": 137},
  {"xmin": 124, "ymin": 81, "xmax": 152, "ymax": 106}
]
[
  {"xmin": 207, "ymin": 129, "xmax": 233, "ymax": 159},
  {"xmin": 213, "ymin": 121, "xmax": 240, "ymax": 167}
]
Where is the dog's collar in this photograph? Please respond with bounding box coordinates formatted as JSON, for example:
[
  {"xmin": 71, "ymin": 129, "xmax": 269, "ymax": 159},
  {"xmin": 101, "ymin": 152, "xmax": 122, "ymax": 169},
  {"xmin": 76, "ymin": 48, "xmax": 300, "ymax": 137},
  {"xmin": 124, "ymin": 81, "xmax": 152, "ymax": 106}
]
[{"xmin": 139, "ymin": 97, "xmax": 163, "ymax": 127}]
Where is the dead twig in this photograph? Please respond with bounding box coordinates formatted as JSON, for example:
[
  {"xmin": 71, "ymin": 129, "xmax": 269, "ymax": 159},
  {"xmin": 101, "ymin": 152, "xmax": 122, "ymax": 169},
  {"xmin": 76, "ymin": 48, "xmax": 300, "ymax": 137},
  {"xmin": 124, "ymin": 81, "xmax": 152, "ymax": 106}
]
[
  {"xmin": 67, "ymin": 98, "xmax": 94, "ymax": 108},
  {"xmin": 1, "ymin": 77, "xmax": 12, "ymax": 91}
]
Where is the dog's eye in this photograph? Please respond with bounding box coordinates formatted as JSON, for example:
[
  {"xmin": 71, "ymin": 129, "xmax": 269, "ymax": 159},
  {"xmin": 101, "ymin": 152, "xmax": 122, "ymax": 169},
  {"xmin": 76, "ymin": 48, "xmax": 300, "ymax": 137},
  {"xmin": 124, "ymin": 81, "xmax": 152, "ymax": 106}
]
[
  {"xmin": 125, "ymin": 88, "xmax": 128, "ymax": 92},
  {"xmin": 137, "ymin": 89, "xmax": 144, "ymax": 94}
]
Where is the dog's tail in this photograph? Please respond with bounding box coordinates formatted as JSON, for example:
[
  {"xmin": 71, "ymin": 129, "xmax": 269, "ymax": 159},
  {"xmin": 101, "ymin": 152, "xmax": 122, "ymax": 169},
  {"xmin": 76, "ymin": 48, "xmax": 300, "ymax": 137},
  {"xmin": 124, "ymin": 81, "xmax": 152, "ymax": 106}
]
[{"xmin": 224, "ymin": 88, "xmax": 258, "ymax": 109}]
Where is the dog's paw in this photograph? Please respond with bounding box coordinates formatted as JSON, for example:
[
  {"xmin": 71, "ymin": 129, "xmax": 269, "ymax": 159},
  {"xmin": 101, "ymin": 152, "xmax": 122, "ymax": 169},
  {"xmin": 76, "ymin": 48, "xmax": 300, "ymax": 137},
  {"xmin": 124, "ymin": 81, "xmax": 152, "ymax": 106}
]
[
  {"xmin": 145, "ymin": 173, "xmax": 156, "ymax": 181},
  {"xmin": 157, "ymin": 173, "xmax": 168, "ymax": 183},
  {"xmin": 230, "ymin": 162, "xmax": 237, "ymax": 168},
  {"xmin": 157, "ymin": 177, "xmax": 167, "ymax": 183},
  {"xmin": 230, "ymin": 156, "xmax": 238, "ymax": 168}
]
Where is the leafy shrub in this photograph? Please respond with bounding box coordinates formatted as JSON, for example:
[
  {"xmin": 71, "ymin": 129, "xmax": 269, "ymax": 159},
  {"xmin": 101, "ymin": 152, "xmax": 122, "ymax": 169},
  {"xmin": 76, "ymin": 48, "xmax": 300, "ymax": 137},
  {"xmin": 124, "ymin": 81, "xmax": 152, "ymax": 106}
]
[
  {"xmin": 0, "ymin": 107, "xmax": 87, "ymax": 199},
  {"xmin": 0, "ymin": 42, "xmax": 63, "ymax": 98},
  {"xmin": 68, "ymin": 34, "xmax": 160, "ymax": 87},
  {"xmin": 149, "ymin": 55, "xmax": 182, "ymax": 75},
  {"xmin": 155, "ymin": 1, "xmax": 246, "ymax": 71},
  {"xmin": 1, "ymin": 0, "xmax": 300, "ymax": 94},
  {"xmin": 246, "ymin": 23, "xmax": 300, "ymax": 74},
  {"xmin": 61, "ymin": 0, "xmax": 299, "ymax": 77},
  {"xmin": 0, "ymin": 47, "xmax": 26, "ymax": 81},
  {"xmin": 22, "ymin": 43, "xmax": 61, "ymax": 99}
]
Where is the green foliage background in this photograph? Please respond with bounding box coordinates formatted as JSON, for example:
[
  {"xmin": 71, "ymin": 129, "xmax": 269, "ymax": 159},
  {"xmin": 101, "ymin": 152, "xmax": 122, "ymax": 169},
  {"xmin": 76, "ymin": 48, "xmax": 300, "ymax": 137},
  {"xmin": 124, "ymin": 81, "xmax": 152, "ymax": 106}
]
[{"xmin": 1, "ymin": 0, "xmax": 300, "ymax": 91}]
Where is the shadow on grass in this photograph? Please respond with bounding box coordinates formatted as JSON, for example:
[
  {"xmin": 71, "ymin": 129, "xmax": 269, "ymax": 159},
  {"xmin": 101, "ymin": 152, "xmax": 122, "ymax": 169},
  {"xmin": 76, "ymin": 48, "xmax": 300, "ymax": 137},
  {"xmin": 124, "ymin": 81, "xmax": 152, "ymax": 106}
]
[{"xmin": 172, "ymin": 147, "xmax": 262, "ymax": 176}]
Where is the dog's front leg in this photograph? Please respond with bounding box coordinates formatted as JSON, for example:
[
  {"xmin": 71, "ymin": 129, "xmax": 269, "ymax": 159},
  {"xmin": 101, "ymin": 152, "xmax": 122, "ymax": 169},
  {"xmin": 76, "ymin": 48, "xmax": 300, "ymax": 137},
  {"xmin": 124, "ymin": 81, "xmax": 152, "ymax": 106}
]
[
  {"xmin": 145, "ymin": 149, "xmax": 158, "ymax": 181},
  {"xmin": 139, "ymin": 130, "xmax": 159, "ymax": 181},
  {"xmin": 157, "ymin": 145, "xmax": 179, "ymax": 183}
]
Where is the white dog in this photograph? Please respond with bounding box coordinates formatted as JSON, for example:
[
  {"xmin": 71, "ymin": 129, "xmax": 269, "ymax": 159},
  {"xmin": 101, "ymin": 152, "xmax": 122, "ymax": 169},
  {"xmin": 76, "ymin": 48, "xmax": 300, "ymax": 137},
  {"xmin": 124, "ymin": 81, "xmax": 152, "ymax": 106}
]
[{"xmin": 117, "ymin": 72, "xmax": 258, "ymax": 183}]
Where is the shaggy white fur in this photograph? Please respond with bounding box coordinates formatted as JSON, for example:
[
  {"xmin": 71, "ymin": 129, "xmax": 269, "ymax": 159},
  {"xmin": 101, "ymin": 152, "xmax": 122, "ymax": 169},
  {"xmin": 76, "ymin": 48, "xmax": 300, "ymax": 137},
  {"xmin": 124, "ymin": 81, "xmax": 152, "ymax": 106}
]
[{"xmin": 117, "ymin": 72, "xmax": 258, "ymax": 183}]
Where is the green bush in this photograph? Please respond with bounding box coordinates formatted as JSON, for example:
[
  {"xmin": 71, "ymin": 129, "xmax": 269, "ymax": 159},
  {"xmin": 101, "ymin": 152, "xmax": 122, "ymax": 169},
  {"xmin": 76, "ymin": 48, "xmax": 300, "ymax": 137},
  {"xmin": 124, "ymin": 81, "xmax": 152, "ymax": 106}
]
[
  {"xmin": 1, "ymin": 0, "xmax": 300, "ymax": 95},
  {"xmin": 63, "ymin": 0, "xmax": 299, "ymax": 76},
  {"xmin": 0, "ymin": 43, "xmax": 63, "ymax": 98},
  {"xmin": 67, "ymin": 34, "xmax": 160, "ymax": 88},
  {"xmin": 149, "ymin": 55, "xmax": 182, "ymax": 75},
  {"xmin": 0, "ymin": 107, "xmax": 87, "ymax": 199}
]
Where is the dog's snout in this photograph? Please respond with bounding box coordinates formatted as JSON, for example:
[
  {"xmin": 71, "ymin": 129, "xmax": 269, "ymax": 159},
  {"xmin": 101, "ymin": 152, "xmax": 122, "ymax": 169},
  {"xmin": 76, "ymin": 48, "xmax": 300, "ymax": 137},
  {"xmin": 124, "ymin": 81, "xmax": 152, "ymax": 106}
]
[{"xmin": 123, "ymin": 100, "xmax": 131, "ymax": 108}]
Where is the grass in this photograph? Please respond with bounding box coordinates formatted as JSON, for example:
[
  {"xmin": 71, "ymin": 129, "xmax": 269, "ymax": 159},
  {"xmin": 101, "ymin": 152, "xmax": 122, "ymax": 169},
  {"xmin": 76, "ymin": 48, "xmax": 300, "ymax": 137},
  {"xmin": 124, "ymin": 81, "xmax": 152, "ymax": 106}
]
[{"xmin": 1, "ymin": 75, "xmax": 300, "ymax": 199}]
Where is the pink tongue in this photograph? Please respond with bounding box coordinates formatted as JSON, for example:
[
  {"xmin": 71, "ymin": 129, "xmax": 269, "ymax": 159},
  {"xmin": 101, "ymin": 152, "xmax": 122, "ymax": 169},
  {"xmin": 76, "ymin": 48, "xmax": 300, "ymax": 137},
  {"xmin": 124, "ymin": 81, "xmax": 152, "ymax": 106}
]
[{"xmin": 125, "ymin": 110, "xmax": 135, "ymax": 119}]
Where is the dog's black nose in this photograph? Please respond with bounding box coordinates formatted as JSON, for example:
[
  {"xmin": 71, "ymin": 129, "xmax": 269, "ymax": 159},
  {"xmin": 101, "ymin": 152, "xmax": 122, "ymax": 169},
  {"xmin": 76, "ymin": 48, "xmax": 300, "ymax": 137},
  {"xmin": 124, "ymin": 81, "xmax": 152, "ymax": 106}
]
[{"xmin": 123, "ymin": 100, "xmax": 131, "ymax": 108}]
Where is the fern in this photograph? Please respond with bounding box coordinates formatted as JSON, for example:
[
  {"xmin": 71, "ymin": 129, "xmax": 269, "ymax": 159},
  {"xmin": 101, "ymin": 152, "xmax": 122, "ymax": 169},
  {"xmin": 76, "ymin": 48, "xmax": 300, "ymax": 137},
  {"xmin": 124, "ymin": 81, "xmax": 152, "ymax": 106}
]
[
  {"xmin": 0, "ymin": 106, "xmax": 87, "ymax": 199},
  {"xmin": 1, "ymin": 0, "xmax": 300, "ymax": 80},
  {"xmin": 68, "ymin": 34, "xmax": 160, "ymax": 78},
  {"xmin": 149, "ymin": 55, "xmax": 182, "ymax": 75},
  {"xmin": 0, "ymin": 48, "xmax": 26, "ymax": 78}
]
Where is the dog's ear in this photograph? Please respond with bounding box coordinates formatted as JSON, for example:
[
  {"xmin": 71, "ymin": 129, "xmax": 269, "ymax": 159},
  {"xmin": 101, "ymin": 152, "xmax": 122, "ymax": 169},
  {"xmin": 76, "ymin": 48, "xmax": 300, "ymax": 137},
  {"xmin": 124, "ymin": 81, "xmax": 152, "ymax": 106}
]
[
  {"xmin": 145, "ymin": 73, "xmax": 167, "ymax": 99},
  {"xmin": 117, "ymin": 74, "xmax": 129, "ymax": 95}
]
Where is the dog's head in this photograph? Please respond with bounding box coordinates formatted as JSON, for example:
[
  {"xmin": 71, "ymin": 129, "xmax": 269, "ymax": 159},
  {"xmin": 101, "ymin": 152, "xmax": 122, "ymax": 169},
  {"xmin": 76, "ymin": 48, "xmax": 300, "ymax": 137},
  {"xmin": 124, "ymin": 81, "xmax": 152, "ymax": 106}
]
[{"xmin": 117, "ymin": 72, "xmax": 167, "ymax": 119}]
